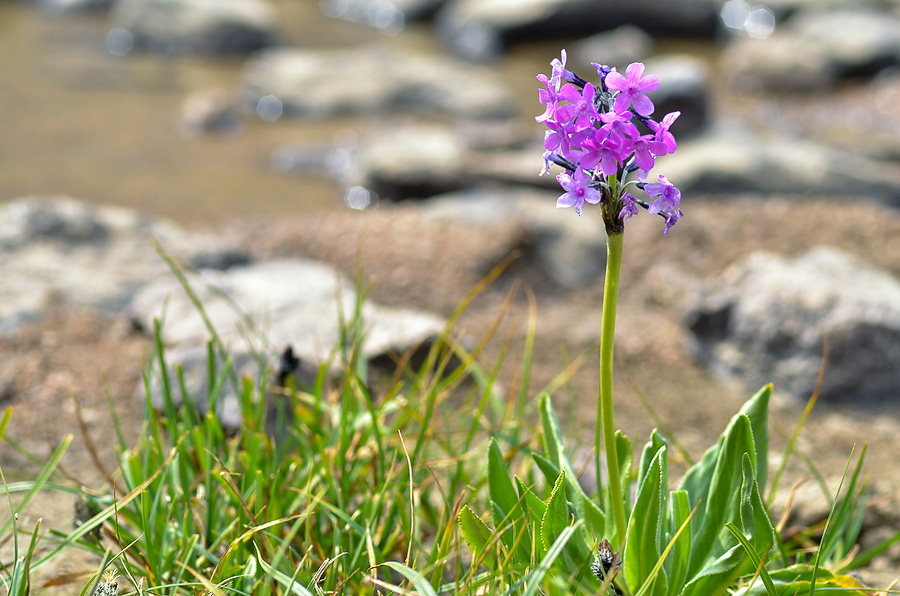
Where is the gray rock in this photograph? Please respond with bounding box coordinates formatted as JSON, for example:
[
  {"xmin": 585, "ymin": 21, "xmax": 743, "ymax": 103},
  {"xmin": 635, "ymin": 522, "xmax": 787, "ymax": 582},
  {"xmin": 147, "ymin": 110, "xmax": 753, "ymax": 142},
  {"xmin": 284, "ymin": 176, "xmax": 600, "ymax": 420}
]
[
  {"xmin": 36, "ymin": 0, "xmax": 116, "ymax": 13},
  {"xmin": 420, "ymin": 188, "xmax": 607, "ymax": 287},
  {"xmin": 0, "ymin": 196, "xmax": 249, "ymax": 335},
  {"xmin": 435, "ymin": 0, "xmax": 722, "ymax": 61},
  {"xmin": 131, "ymin": 259, "xmax": 447, "ymax": 428},
  {"xmin": 130, "ymin": 259, "xmax": 446, "ymax": 364},
  {"xmin": 240, "ymin": 45, "xmax": 515, "ymax": 119},
  {"xmin": 656, "ymin": 124, "xmax": 900, "ymax": 204},
  {"xmin": 178, "ymin": 89, "xmax": 243, "ymax": 137},
  {"xmin": 350, "ymin": 123, "xmax": 469, "ymax": 200},
  {"xmin": 321, "ymin": 0, "xmax": 448, "ymax": 32},
  {"xmin": 112, "ymin": 0, "xmax": 277, "ymax": 55},
  {"xmin": 572, "ymin": 25, "xmax": 655, "ymax": 73},
  {"xmin": 722, "ymin": 5, "xmax": 900, "ymax": 92},
  {"xmin": 645, "ymin": 54, "xmax": 712, "ymax": 138},
  {"xmin": 685, "ymin": 247, "xmax": 900, "ymax": 405}
]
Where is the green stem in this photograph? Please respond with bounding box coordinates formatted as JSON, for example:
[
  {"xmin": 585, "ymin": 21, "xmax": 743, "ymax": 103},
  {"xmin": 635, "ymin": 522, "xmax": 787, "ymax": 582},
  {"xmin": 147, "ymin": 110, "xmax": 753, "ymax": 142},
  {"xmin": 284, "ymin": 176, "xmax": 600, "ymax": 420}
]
[{"xmin": 596, "ymin": 230, "xmax": 627, "ymax": 551}]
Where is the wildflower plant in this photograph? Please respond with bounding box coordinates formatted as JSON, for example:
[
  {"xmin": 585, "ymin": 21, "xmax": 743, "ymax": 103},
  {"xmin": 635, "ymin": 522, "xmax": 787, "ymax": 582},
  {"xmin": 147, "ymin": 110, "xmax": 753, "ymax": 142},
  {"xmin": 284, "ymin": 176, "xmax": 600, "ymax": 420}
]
[{"xmin": 458, "ymin": 51, "xmax": 880, "ymax": 596}]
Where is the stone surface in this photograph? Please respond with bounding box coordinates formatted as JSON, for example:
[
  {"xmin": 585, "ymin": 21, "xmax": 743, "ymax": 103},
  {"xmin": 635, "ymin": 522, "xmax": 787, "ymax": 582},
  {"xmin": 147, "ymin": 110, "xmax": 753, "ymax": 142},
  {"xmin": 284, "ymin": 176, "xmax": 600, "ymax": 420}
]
[
  {"xmin": 112, "ymin": 0, "xmax": 277, "ymax": 55},
  {"xmin": 645, "ymin": 54, "xmax": 712, "ymax": 139},
  {"xmin": 129, "ymin": 259, "xmax": 446, "ymax": 364},
  {"xmin": 685, "ymin": 247, "xmax": 900, "ymax": 405},
  {"xmin": 350, "ymin": 123, "xmax": 469, "ymax": 200},
  {"xmin": 320, "ymin": 0, "xmax": 448, "ymax": 32},
  {"xmin": 434, "ymin": 0, "xmax": 722, "ymax": 61},
  {"xmin": 240, "ymin": 45, "xmax": 515, "ymax": 119},
  {"xmin": 420, "ymin": 188, "xmax": 607, "ymax": 287},
  {"xmin": 722, "ymin": 5, "xmax": 900, "ymax": 92},
  {"xmin": 571, "ymin": 25, "xmax": 654, "ymax": 72},
  {"xmin": 656, "ymin": 124, "xmax": 900, "ymax": 204},
  {"xmin": 131, "ymin": 259, "xmax": 447, "ymax": 427},
  {"xmin": 0, "ymin": 196, "xmax": 249, "ymax": 335}
]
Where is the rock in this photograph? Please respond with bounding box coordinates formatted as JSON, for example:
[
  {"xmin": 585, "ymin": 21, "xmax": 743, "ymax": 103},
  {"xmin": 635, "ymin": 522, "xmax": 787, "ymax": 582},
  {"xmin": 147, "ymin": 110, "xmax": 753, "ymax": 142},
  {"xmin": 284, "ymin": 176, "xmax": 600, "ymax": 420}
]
[
  {"xmin": 131, "ymin": 259, "xmax": 447, "ymax": 428},
  {"xmin": 112, "ymin": 0, "xmax": 277, "ymax": 55},
  {"xmin": 36, "ymin": 0, "xmax": 115, "ymax": 13},
  {"xmin": 320, "ymin": 0, "xmax": 448, "ymax": 32},
  {"xmin": 178, "ymin": 89, "xmax": 243, "ymax": 137},
  {"xmin": 685, "ymin": 247, "xmax": 900, "ymax": 405},
  {"xmin": 722, "ymin": 5, "xmax": 900, "ymax": 92},
  {"xmin": 240, "ymin": 45, "xmax": 515, "ymax": 119},
  {"xmin": 656, "ymin": 124, "xmax": 900, "ymax": 204},
  {"xmin": 571, "ymin": 25, "xmax": 655, "ymax": 73},
  {"xmin": 420, "ymin": 188, "xmax": 607, "ymax": 287},
  {"xmin": 130, "ymin": 259, "xmax": 446, "ymax": 365},
  {"xmin": 0, "ymin": 196, "xmax": 249, "ymax": 335},
  {"xmin": 645, "ymin": 54, "xmax": 712, "ymax": 138},
  {"xmin": 350, "ymin": 123, "xmax": 468, "ymax": 200},
  {"xmin": 434, "ymin": 0, "xmax": 722, "ymax": 61}
]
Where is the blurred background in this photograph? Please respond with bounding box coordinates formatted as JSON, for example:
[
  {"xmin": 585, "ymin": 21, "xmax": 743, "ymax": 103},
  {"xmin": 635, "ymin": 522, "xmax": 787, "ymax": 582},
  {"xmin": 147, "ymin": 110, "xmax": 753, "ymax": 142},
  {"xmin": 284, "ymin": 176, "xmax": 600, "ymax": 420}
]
[{"xmin": 3, "ymin": 0, "xmax": 900, "ymax": 221}]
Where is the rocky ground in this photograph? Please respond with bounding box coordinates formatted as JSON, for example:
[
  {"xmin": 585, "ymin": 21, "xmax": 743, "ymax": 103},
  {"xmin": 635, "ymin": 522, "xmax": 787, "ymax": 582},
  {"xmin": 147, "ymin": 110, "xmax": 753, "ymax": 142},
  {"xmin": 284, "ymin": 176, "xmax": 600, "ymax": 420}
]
[{"xmin": 3, "ymin": 192, "xmax": 900, "ymax": 588}]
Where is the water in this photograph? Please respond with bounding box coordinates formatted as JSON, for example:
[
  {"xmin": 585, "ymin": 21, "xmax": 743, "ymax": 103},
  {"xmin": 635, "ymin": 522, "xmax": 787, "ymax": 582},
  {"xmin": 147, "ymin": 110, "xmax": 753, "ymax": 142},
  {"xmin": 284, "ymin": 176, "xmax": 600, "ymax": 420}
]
[{"xmin": 0, "ymin": 1, "xmax": 394, "ymax": 224}]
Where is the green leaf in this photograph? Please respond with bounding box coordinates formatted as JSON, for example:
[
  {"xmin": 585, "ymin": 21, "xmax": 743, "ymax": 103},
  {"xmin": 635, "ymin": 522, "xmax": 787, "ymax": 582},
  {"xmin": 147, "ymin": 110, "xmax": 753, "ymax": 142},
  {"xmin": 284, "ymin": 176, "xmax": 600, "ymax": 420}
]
[
  {"xmin": 679, "ymin": 386, "xmax": 770, "ymax": 528},
  {"xmin": 488, "ymin": 438, "xmax": 520, "ymax": 523},
  {"xmin": 731, "ymin": 564, "xmax": 871, "ymax": 596},
  {"xmin": 663, "ymin": 491, "xmax": 692, "ymax": 596},
  {"xmin": 682, "ymin": 413, "xmax": 755, "ymax": 580},
  {"xmin": 458, "ymin": 505, "xmax": 498, "ymax": 571},
  {"xmin": 682, "ymin": 450, "xmax": 776, "ymax": 596},
  {"xmin": 487, "ymin": 437, "xmax": 529, "ymax": 564},
  {"xmin": 615, "ymin": 430, "xmax": 634, "ymax": 509},
  {"xmin": 625, "ymin": 445, "xmax": 668, "ymax": 596},
  {"xmin": 538, "ymin": 394, "xmax": 607, "ymax": 540},
  {"xmin": 516, "ymin": 476, "xmax": 548, "ymax": 522},
  {"xmin": 541, "ymin": 472, "xmax": 570, "ymax": 552},
  {"xmin": 521, "ymin": 522, "xmax": 582, "ymax": 596}
]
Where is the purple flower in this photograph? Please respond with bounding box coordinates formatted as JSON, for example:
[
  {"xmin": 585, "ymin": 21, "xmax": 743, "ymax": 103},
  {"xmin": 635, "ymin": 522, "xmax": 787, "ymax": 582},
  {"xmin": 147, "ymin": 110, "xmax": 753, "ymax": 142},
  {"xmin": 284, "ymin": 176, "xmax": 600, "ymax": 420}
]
[
  {"xmin": 644, "ymin": 174, "xmax": 683, "ymax": 234},
  {"xmin": 628, "ymin": 132, "xmax": 665, "ymax": 171},
  {"xmin": 549, "ymin": 49, "xmax": 571, "ymax": 91},
  {"xmin": 580, "ymin": 132, "xmax": 622, "ymax": 177},
  {"xmin": 556, "ymin": 82, "xmax": 600, "ymax": 129},
  {"xmin": 604, "ymin": 62, "xmax": 659, "ymax": 116},
  {"xmin": 535, "ymin": 74, "xmax": 559, "ymax": 123},
  {"xmin": 648, "ymin": 111, "xmax": 680, "ymax": 155},
  {"xmin": 619, "ymin": 192, "xmax": 639, "ymax": 221},
  {"xmin": 591, "ymin": 62, "xmax": 613, "ymax": 82},
  {"xmin": 556, "ymin": 166, "xmax": 601, "ymax": 216}
]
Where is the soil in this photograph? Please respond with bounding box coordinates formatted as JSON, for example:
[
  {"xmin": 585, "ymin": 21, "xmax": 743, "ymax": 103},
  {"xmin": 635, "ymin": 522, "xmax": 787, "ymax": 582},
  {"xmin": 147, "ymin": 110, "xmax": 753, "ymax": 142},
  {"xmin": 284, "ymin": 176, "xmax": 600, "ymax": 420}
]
[{"xmin": 3, "ymin": 193, "xmax": 900, "ymax": 589}]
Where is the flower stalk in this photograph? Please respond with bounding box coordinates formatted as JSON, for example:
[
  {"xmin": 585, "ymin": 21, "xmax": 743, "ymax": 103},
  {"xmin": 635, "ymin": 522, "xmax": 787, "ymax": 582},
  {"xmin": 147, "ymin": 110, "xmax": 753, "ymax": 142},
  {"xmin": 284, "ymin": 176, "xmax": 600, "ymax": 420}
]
[{"xmin": 598, "ymin": 229, "xmax": 627, "ymax": 549}]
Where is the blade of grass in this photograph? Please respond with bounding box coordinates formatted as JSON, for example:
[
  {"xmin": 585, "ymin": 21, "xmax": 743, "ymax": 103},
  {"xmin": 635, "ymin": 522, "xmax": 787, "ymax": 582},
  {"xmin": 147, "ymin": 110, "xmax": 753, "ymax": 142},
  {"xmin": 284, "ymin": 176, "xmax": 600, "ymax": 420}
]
[
  {"xmin": 767, "ymin": 341, "xmax": 827, "ymax": 504},
  {"xmin": 725, "ymin": 522, "xmax": 778, "ymax": 596},
  {"xmin": 809, "ymin": 445, "xmax": 855, "ymax": 596}
]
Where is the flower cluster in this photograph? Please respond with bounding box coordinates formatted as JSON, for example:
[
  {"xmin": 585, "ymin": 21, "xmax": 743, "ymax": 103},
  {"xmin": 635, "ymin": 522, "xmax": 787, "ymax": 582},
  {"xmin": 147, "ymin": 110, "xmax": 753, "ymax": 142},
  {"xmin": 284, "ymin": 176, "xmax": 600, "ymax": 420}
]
[{"xmin": 537, "ymin": 50, "xmax": 683, "ymax": 235}]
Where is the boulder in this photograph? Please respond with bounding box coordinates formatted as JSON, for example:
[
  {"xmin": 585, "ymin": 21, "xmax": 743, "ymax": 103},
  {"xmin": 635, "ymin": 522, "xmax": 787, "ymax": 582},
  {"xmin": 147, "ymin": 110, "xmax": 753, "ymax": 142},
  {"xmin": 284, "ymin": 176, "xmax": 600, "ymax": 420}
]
[
  {"xmin": 656, "ymin": 124, "xmax": 900, "ymax": 205},
  {"xmin": 130, "ymin": 259, "xmax": 447, "ymax": 426},
  {"xmin": 240, "ymin": 45, "xmax": 515, "ymax": 119},
  {"xmin": 722, "ymin": 5, "xmax": 900, "ymax": 92},
  {"xmin": 0, "ymin": 196, "xmax": 248, "ymax": 335},
  {"xmin": 112, "ymin": 0, "xmax": 277, "ymax": 55},
  {"xmin": 320, "ymin": 0, "xmax": 448, "ymax": 32},
  {"xmin": 685, "ymin": 247, "xmax": 900, "ymax": 405},
  {"xmin": 434, "ymin": 0, "xmax": 722, "ymax": 61},
  {"xmin": 420, "ymin": 188, "xmax": 607, "ymax": 287},
  {"xmin": 349, "ymin": 123, "xmax": 469, "ymax": 200}
]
